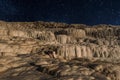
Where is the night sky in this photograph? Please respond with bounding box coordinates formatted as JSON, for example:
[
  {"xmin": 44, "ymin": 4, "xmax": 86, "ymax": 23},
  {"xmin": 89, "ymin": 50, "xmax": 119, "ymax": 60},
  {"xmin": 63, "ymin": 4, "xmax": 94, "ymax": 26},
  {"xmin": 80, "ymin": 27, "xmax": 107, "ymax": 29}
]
[{"xmin": 0, "ymin": 0, "xmax": 120, "ymax": 25}]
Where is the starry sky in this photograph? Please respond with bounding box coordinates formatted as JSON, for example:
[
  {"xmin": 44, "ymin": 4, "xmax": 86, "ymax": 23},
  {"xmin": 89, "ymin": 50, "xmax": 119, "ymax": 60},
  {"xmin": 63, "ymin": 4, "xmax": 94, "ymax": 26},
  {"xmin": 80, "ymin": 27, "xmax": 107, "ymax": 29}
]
[{"xmin": 0, "ymin": 0, "xmax": 120, "ymax": 25}]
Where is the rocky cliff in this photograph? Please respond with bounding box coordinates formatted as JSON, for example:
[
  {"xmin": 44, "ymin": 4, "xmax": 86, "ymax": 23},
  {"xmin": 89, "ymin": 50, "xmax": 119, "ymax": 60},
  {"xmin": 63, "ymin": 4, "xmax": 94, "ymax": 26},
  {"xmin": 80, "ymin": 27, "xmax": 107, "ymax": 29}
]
[{"xmin": 0, "ymin": 21, "xmax": 120, "ymax": 80}]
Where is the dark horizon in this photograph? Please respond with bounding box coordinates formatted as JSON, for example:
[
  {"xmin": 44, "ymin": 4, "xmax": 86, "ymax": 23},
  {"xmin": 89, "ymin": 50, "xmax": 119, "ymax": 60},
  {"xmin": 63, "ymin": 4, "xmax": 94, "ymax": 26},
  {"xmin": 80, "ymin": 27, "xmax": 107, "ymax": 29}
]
[{"xmin": 0, "ymin": 0, "xmax": 120, "ymax": 25}]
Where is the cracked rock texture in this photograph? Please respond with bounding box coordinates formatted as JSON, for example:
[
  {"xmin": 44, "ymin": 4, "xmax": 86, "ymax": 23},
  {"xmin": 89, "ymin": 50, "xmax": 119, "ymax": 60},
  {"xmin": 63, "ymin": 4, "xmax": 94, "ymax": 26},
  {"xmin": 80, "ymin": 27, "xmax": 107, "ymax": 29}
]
[{"xmin": 0, "ymin": 21, "xmax": 120, "ymax": 80}]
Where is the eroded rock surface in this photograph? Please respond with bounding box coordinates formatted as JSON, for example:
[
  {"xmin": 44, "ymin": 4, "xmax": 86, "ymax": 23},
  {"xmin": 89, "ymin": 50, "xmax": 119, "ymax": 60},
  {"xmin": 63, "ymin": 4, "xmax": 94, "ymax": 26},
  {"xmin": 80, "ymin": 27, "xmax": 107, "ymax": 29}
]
[{"xmin": 0, "ymin": 21, "xmax": 120, "ymax": 80}]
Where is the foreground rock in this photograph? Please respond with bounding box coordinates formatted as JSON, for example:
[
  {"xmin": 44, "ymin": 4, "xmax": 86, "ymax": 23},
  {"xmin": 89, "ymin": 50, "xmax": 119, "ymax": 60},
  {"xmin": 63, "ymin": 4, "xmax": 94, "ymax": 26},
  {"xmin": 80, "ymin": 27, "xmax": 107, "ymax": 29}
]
[{"xmin": 0, "ymin": 21, "xmax": 120, "ymax": 80}]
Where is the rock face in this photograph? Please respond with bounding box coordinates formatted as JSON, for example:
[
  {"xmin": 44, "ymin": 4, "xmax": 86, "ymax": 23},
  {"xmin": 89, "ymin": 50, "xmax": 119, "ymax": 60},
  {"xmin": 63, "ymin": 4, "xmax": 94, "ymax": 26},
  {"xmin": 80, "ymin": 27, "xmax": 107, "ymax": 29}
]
[{"xmin": 0, "ymin": 21, "xmax": 120, "ymax": 80}]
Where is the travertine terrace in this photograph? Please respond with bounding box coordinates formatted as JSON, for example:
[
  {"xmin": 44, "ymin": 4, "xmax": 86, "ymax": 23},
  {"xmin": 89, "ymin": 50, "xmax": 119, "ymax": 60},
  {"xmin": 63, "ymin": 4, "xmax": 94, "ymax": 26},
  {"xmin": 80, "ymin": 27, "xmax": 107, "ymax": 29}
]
[{"xmin": 0, "ymin": 21, "xmax": 120, "ymax": 80}]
